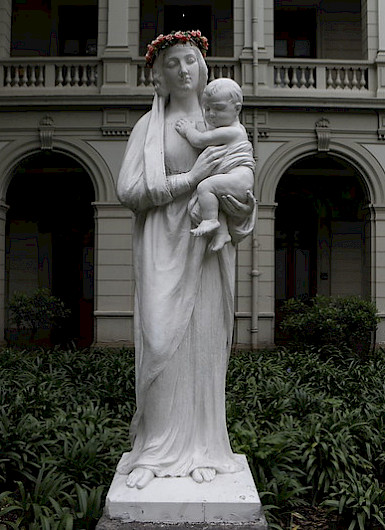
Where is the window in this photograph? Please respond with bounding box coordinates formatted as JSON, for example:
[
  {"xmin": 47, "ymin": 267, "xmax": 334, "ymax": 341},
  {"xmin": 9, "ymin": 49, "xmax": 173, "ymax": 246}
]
[
  {"xmin": 11, "ymin": 0, "xmax": 98, "ymax": 57},
  {"xmin": 274, "ymin": 8, "xmax": 316, "ymax": 58},
  {"xmin": 58, "ymin": 6, "xmax": 97, "ymax": 56},
  {"xmin": 140, "ymin": 0, "xmax": 233, "ymax": 57}
]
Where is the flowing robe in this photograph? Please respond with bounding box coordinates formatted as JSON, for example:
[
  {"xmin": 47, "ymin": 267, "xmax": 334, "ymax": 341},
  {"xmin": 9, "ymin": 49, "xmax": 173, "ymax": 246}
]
[{"xmin": 116, "ymin": 95, "xmax": 255, "ymax": 477}]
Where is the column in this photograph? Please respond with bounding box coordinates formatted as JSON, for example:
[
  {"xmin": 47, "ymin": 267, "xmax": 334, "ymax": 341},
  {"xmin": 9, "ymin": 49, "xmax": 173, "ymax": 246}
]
[
  {"xmin": 0, "ymin": 0, "xmax": 12, "ymax": 57},
  {"xmin": 371, "ymin": 205, "xmax": 385, "ymax": 345},
  {"xmin": 257, "ymin": 203, "xmax": 276, "ymax": 347},
  {"xmin": 0, "ymin": 201, "xmax": 9, "ymax": 345},
  {"xmin": 101, "ymin": 0, "xmax": 132, "ymax": 94},
  {"xmin": 376, "ymin": 0, "xmax": 385, "ymax": 96},
  {"xmin": 239, "ymin": 0, "xmax": 253, "ymax": 94},
  {"xmin": 93, "ymin": 202, "xmax": 134, "ymax": 347}
]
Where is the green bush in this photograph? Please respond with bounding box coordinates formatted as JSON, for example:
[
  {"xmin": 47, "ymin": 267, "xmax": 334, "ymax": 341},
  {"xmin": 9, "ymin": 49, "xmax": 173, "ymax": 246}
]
[
  {"xmin": 7, "ymin": 288, "xmax": 71, "ymax": 344},
  {"xmin": 280, "ymin": 295, "xmax": 379, "ymax": 356}
]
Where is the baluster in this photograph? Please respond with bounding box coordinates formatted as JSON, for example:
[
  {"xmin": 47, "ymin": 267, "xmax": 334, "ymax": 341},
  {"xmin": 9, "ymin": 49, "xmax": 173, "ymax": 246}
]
[
  {"xmin": 89, "ymin": 65, "xmax": 97, "ymax": 86},
  {"xmin": 81, "ymin": 65, "xmax": 88, "ymax": 86},
  {"xmin": 30, "ymin": 65, "xmax": 36, "ymax": 87},
  {"xmin": 65, "ymin": 65, "xmax": 72, "ymax": 86},
  {"xmin": 283, "ymin": 67, "xmax": 290, "ymax": 88},
  {"xmin": 5, "ymin": 66, "xmax": 12, "ymax": 87},
  {"xmin": 351, "ymin": 68, "xmax": 358, "ymax": 90},
  {"xmin": 148, "ymin": 68, "xmax": 154, "ymax": 85},
  {"xmin": 73, "ymin": 65, "xmax": 80, "ymax": 86},
  {"xmin": 291, "ymin": 68, "xmax": 298, "ymax": 88},
  {"xmin": 14, "ymin": 66, "xmax": 20, "ymax": 86},
  {"xmin": 37, "ymin": 65, "xmax": 44, "ymax": 86},
  {"xmin": 308, "ymin": 67, "xmax": 315, "ymax": 88},
  {"xmin": 20, "ymin": 66, "xmax": 28, "ymax": 87},
  {"xmin": 299, "ymin": 67, "xmax": 307, "ymax": 88},
  {"xmin": 138, "ymin": 66, "xmax": 145, "ymax": 86},
  {"xmin": 274, "ymin": 67, "xmax": 280, "ymax": 87},
  {"xmin": 359, "ymin": 68, "xmax": 367, "ymax": 90},
  {"xmin": 208, "ymin": 66, "xmax": 215, "ymax": 82},
  {"xmin": 326, "ymin": 68, "xmax": 334, "ymax": 89},
  {"xmin": 343, "ymin": 68, "xmax": 350, "ymax": 90},
  {"xmin": 56, "ymin": 65, "xmax": 63, "ymax": 86},
  {"xmin": 335, "ymin": 68, "xmax": 342, "ymax": 89}
]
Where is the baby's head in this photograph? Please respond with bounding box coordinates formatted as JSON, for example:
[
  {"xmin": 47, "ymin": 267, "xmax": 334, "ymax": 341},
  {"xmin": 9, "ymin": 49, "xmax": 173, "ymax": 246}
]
[{"xmin": 202, "ymin": 78, "xmax": 243, "ymax": 128}]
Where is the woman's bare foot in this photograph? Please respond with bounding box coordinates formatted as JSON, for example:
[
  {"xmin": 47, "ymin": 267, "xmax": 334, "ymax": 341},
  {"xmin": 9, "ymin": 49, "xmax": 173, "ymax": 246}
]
[
  {"xmin": 208, "ymin": 232, "xmax": 231, "ymax": 252},
  {"xmin": 126, "ymin": 467, "xmax": 155, "ymax": 489},
  {"xmin": 191, "ymin": 219, "xmax": 220, "ymax": 237},
  {"xmin": 191, "ymin": 467, "xmax": 216, "ymax": 483}
]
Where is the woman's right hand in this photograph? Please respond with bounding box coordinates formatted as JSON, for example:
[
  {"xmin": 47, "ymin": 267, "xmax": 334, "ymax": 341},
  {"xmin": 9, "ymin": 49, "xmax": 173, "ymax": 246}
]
[{"xmin": 187, "ymin": 145, "xmax": 228, "ymax": 187}]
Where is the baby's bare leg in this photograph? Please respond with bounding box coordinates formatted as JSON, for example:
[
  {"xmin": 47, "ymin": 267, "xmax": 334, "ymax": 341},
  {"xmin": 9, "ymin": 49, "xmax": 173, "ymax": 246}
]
[
  {"xmin": 191, "ymin": 170, "xmax": 252, "ymax": 238},
  {"xmin": 190, "ymin": 175, "xmax": 221, "ymax": 237}
]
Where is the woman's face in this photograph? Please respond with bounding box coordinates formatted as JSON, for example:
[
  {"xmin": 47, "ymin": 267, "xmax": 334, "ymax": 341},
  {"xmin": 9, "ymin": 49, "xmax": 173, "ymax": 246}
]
[{"xmin": 162, "ymin": 44, "xmax": 200, "ymax": 96}]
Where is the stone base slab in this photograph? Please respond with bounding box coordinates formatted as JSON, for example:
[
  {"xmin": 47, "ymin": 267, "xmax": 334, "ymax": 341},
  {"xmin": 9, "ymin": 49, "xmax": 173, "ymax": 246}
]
[
  {"xmin": 97, "ymin": 454, "xmax": 267, "ymax": 529},
  {"xmin": 96, "ymin": 517, "xmax": 268, "ymax": 529}
]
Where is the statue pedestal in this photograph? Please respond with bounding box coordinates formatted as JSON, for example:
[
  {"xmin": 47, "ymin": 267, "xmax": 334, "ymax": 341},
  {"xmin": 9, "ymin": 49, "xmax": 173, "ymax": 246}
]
[{"xmin": 96, "ymin": 454, "xmax": 267, "ymax": 529}]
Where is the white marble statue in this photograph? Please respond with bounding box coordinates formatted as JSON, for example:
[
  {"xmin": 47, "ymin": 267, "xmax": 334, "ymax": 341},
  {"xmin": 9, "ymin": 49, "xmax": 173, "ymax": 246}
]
[{"xmin": 116, "ymin": 30, "xmax": 256, "ymax": 490}]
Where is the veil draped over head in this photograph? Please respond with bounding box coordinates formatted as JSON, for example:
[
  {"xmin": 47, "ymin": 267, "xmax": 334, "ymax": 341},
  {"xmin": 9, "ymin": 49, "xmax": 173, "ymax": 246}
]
[
  {"xmin": 117, "ymin": 43, "xmax": 208, "ymax": 213},
  {"xmin": 142, "ymin": 44, "xmax": 208, "ymax": 203}
]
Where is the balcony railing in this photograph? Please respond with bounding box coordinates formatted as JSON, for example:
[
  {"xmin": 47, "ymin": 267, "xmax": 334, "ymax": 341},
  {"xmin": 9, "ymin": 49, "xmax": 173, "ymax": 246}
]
[
  {"xmin": 0, "ymin": 55, "xmax": 377, "ymax": 99},
  {"xmin": 267, "ymin": 58, "xmax": 375, "ymax": 96},
  {"xmin": 1, "ymin": 57, "xmax": 101, "ymax": 90}
]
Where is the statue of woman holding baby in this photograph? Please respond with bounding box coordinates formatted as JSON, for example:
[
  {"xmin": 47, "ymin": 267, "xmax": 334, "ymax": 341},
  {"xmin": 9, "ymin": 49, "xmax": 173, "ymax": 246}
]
[{"xmin": 116, "ymin": 30, "xmax": 256, "ymax": 489}]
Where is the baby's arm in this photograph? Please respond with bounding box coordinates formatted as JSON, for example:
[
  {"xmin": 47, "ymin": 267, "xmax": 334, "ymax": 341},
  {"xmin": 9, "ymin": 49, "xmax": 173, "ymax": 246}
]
[{"xmin": 175, "ymin": 118, "xmax": 239, "ymax": 149}]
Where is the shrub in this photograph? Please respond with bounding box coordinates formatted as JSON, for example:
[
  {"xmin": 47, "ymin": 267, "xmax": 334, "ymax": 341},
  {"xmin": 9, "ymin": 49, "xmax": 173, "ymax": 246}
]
[
  {"xmin": 7, "ymin": 288, "xmax": 71, "ymax": 343},
  {"xmin": 280, "ymin": 295, "xmax": 379, "ymax": 356}
]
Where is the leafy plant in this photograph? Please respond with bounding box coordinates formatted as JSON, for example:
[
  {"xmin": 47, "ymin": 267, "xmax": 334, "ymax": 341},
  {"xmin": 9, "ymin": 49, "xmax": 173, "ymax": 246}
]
[
  {"xmin": 280, "ymin": 295, "xmax": 379, "ymax": 357},
  {"xmin": 8, "ymin": 288, "xmax": 71, "ymax": 342}
]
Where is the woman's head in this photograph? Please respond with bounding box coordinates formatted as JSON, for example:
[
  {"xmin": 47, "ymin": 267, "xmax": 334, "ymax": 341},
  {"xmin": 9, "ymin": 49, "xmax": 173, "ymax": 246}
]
[{"xmin": 150, "ymin": 32, "xmax": 208, "ymax": 100}]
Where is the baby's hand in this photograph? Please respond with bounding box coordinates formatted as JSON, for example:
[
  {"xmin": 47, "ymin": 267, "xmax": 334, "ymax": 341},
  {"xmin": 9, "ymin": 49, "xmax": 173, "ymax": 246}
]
[{"xmin": 175, "ymin": 118, "xmax": 194, "ymax": 137}]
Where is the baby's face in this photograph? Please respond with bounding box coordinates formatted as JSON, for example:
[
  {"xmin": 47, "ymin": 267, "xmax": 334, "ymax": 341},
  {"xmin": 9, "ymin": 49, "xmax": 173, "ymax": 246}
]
[{"xmin": 203, "ymin": 93, "xmax": 239, "ymax": 128}]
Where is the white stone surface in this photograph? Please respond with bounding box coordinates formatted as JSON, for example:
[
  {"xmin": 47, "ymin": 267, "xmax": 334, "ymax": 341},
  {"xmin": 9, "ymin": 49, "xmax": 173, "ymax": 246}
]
[{"xmin": 106, "ymin": 454, "xmax": 263, "ymax": 524}]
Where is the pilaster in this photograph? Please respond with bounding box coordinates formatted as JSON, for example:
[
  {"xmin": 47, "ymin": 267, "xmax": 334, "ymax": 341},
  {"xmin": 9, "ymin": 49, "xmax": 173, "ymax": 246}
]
[
  {"xmin": 376, "ymin": 0, "xmax": 385, "ymax": 96},
  {"xmin": 0, "ymin": 201, "xmax": 9, "ymax": 345},
  {"xmin": 257, "ymin": 203, "xmax": 276, "ymax": 346},
  {"xmin": 0, "ymin": 0, "xmax": 12, "ymax": 58},
  {"xmin": 101, "ymin": 0, "xmax": 132, "ymax": 94},
  {"xmin": 93, "ymin": 202, "xmax": 134, "ymax": 347},
  {"xmin": 371, "ymin": 204, "xmax": 385, "ymax": 345}
]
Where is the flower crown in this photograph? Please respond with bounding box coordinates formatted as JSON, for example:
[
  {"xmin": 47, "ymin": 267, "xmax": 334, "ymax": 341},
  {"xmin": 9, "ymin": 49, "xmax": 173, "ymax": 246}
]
[{"xmin": 145, "ymin": 30, "xmax": 209, "ymax": 68}]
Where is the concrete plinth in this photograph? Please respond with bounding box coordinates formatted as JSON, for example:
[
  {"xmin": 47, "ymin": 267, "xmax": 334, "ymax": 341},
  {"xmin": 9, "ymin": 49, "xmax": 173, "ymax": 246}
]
[{"xmin": 96, "ymin": 454, "xmax": 267, "ymax": 529}]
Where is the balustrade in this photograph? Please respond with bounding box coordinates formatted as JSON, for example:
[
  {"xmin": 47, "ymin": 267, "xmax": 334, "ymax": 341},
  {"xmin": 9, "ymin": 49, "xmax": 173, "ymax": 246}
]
[
  {"xmin": 272, "ymin": 60, "xmax": 371, "ymax": 93},
  {"xmin": 4, "ymin": 64, "xmax": 45, "ymax": 87},
  {"xmin": 0, "ymin": 56, "xmax": 375, "ymax": 98},
  {"xmin": 2, "ymin": 59, "xmax": 100, "ymax": 89}
]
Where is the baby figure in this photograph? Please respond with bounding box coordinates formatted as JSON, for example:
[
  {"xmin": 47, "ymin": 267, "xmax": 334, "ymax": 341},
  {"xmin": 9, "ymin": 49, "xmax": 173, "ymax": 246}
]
[{"xmin": 175, "ymin": 77, "xmax": 255, "ymax": 251}]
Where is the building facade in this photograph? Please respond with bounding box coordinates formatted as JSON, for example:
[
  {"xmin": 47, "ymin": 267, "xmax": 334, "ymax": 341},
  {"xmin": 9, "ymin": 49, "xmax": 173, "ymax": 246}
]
[{"xmin": 0, "ymin": 0, "xmax": 385, "ymax": 348}]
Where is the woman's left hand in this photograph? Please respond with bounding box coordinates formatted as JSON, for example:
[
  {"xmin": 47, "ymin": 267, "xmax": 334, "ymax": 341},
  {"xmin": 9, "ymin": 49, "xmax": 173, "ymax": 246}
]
[{"xmin": 220, "ymin": 190, "xmax": 256, "ymax": 219}]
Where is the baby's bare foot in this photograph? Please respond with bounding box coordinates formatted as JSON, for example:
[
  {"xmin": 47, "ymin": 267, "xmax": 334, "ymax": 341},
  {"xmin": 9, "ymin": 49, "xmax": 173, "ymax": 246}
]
[
  {"xmin": 191, "ymin": 219, "xmax": 220, "ymax": 237},
  {"xmin": 209, "ymin": 232, "xmax": 231, "ymax": 252}
]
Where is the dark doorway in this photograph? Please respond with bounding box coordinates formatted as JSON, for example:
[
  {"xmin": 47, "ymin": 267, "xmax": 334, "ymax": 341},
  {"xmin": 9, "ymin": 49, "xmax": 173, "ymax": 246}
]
[
  {"xmin": 275, "ymin": 154, "xmax": 370, "ymax": 342},
  {"xmin": 6, "ymin": 152, "xmax": 95, "ymax": 346}
]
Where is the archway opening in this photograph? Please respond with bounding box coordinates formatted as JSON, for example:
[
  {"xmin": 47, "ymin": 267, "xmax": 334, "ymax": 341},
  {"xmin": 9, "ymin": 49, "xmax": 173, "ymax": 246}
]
[
  {"xmin": 274, "ymin": 153, "xmax": 370, "ymax": 342},
  {"xmin": 5, "ymin": 151, "xmax": 95, "ymax": 347}
]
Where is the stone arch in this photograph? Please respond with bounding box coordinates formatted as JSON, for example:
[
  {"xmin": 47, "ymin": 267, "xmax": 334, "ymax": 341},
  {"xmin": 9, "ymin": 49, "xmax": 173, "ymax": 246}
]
[
  {"xmin": 0, "ymin": 137, "xmax": 116, "ymax": 203},
  {"xmin": 259, "ymin": 138, "xmax": 385, "ymax": 206}
]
